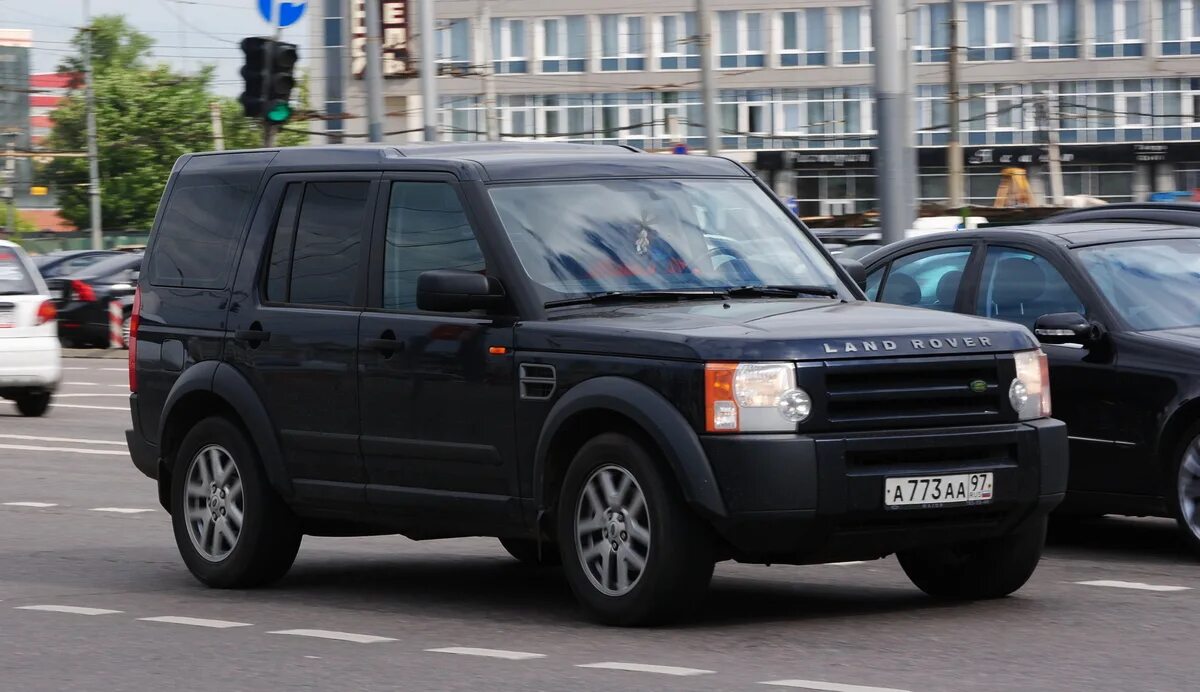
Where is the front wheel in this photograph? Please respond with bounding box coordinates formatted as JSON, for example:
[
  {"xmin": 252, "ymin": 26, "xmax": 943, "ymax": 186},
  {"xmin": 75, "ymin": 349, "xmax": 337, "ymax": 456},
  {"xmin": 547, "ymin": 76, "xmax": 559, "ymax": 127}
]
[
  {"xmin": 171, "ymin": 416, "xmax": 302, "ymax": 588},
  {"xmin": 556, "ymin": 432, "xmax": 714, "ymax": 626},
  {"xmin": 898, "ymin": 516, "xmax": 1047, "ymax": 600},
  {"xmin": 1169, "ymin": 426, "xmax": 1200, "ymax": 557},
  {"xmin": 15, "ymin": 391, "xmax": 51, "ymax": 417}
]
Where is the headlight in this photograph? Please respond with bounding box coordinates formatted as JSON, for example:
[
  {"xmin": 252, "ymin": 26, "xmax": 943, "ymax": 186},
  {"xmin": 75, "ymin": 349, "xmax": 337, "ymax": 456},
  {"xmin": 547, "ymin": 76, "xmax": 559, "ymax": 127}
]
[
  {"xmin": 706, "ymin": 362, "xmax": 810, "ymax": 432},
  {"xmin": 1011, "ymin": 349, "xmax": 1051, "ymax": 420}
]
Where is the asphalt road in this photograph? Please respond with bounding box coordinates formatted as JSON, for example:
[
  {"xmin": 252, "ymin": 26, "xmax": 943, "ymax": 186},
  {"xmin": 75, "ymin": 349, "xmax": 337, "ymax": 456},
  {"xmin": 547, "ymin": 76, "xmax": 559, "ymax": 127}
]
[{"xmin": 2, "ymin": 359, "xmax": 1198, "ymax": 691}]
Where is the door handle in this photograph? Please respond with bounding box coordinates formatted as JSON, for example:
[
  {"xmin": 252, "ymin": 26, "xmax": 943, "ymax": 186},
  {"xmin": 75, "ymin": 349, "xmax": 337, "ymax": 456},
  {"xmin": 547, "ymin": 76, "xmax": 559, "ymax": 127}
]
[{"xmin": 235, "ymin": 329, "xmax": 272, "ymax": 343}]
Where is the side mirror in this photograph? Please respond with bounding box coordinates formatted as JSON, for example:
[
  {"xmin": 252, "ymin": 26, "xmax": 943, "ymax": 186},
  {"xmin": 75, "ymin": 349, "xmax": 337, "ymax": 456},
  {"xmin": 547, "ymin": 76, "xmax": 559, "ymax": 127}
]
[
  {"xmin": 416, "ymin": 269, "xmax": 505, "ymax": 313},
  {"xmin": 1033, "ymin": 312, "xmax": 1100, "ymax": 346},
  {"xmin": 837, "ymin": 257, "xmax": 868, "ymax": 289}
]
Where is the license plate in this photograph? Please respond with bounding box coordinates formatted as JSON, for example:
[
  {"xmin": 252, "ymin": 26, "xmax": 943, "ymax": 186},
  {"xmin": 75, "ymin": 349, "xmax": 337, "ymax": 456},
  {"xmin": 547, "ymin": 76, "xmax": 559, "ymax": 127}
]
[{"xmin": 884, "ymin": 472, "xmax": 994, "ymax": 508}]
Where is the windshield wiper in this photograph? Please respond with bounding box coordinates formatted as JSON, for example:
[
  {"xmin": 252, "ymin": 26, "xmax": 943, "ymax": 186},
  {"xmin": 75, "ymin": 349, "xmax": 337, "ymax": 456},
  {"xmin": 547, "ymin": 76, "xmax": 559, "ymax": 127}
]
[
  {"xmin": 545, "ymin": 289, "xmax": 725, "ymax": 308},
  {"xmin": 723, "ymin": 285, "xmax": 840, "ymax": 299}
]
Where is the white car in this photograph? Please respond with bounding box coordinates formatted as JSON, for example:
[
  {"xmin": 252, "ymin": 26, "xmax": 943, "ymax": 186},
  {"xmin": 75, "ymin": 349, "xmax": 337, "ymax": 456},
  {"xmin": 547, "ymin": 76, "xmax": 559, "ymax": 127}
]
[{"xmin": 0, "ymin": 240, "xmax": 61, "ymax": 417}]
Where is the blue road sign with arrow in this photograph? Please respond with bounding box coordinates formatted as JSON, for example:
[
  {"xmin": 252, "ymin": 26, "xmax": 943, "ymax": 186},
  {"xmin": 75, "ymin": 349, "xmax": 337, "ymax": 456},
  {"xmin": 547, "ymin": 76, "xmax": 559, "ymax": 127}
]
[{"xmin": 258, "ymin": 0, "xmax": 307, "ymax": 29}]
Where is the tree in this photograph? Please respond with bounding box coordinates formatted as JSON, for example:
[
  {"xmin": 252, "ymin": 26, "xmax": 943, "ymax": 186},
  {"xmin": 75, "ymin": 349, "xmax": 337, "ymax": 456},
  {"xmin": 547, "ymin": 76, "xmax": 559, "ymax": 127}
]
[{"xmin": 58, "ymin": 15, "xmax": 153, "ymax": 80}]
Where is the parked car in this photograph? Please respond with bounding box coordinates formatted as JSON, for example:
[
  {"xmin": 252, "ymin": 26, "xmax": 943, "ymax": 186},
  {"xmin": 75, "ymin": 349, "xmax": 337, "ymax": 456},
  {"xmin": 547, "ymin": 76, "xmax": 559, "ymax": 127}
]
[
  {"xmin": 126, "ymin": 144, "xmax": 1067, "ymax": 625},
  {"xmin": 47, "ymin": 252, "xmax": 142, "ymax": 348},
  {"xmin": 861, "ymin": 223, "xmax": 1200, "ymax": 554},
  {"xmin": 31, "ymin": 250, "xmax": 120, "ymax": 280},
  {"xmin": 0, "ymin": 240, "xmax": 60, "ymax": 416},
  {"xmin": 1043, "ymin": 202, "xmax": 1200, "ymax": 227}
]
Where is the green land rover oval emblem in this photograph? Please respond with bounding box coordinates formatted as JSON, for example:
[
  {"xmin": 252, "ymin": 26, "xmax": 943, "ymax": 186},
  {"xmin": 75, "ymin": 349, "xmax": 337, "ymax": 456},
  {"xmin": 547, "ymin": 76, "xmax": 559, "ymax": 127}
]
[{"xmin": 969, "ymin": 379, "xmax": 988, "ymax": 394}]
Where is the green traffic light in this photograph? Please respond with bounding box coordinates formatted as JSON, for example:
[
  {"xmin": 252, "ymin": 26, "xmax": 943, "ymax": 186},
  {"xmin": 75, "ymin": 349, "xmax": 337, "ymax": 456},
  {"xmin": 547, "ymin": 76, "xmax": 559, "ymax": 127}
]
[{"xmin": 265, "ymin": 102, "xmax": 292, "ymax": 123}]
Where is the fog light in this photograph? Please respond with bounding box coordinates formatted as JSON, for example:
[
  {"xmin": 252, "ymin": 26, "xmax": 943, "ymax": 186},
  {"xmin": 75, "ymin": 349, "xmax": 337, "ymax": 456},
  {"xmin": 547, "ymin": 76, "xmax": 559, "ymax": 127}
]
[
  {"xmin": 778, "ymin": 388, "xmax": 812, "ymax": 423},
  {"xmin": 1009, "ymin": 379, "xmax": 1029, "ymax": 414}
]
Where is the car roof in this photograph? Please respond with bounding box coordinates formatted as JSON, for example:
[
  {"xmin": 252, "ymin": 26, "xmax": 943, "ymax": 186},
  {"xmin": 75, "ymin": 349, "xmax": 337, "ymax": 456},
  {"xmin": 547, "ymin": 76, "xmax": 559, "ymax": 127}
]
[
  {"xmin": 1043, "ymin": 202, "xmax": 1200, "ymax": 226},
  {"xmin": 183, "ymin": 143, "xmax": 751, "ymax": 182}
]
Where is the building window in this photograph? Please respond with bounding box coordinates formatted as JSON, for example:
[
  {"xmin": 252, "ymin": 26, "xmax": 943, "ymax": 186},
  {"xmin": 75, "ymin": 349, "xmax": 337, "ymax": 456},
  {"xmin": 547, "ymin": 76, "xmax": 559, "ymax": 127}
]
[
  {"xmin": 491, "ymin": 18, "xmax": 528, "ymax": 74},
  {"xmin": 436, "ymin": 18, "xmax": 471, "ymax": 74},
  {"xmin": 839, "ymin": 7, "xmax": 873, "ymax": 65},
  {"xmin": 540, "ymin": 16, "xmax": 588, "ymax": 73},
  {"xmin": 913, "ymin": 3, "xmax": 950, "ymax": 62},
  {"xmin": 1160, "ymin": 0, "xmax": 1200, "ymax": 55},
  {"xmin": 717, "ymin": 10, "xmax": 766, "ymax": 68},
  {"xmin": 1027, "ymin": 0, "xmax": 1078, "ymax": 59},
  {"xmin": 779, "ymin": 9, "xmax": 827, "ymax": 67},
  {"xmin": 1094, "ymin": 0, "xmax": 1143, "ymax": 57},
  {"xmin": 599, "ymin": 15, "xmax": 645, "ymax": 71},
  {"xmin": 442, "ymin": 96, "xmax": 481, "ymax": 141},
  {"xmin": 965, "ymin": 3, "xmax": 1013, "ymax": 61},
  {"xmin": 659, "ymin": 13, "xmax": 699, "ymax": 70}
]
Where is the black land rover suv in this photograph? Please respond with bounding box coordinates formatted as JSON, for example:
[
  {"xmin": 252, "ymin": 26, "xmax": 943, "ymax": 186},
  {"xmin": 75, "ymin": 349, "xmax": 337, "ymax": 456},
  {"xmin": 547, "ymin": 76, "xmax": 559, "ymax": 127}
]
[{"xmin": 126, "ymin": 144, "xmax": 1067, "ymax": 625}]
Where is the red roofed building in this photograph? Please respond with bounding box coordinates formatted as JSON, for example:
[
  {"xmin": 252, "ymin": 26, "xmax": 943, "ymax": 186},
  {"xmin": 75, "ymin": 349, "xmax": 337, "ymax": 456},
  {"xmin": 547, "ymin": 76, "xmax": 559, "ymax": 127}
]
[{"xmin": 29, "ymin": 72, "xmax": 76, "ymax": 147}]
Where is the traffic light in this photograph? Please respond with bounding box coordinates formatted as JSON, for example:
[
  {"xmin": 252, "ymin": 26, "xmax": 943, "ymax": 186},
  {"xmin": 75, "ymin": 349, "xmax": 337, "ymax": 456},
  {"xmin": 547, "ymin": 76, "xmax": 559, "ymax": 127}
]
[
  {"xmin": 265, "ymin": 41, "xmax": 298, "ymax": 125},
  {"xmin": 239, "ymin": 37, "xmax": 271, "ymax": 119}
]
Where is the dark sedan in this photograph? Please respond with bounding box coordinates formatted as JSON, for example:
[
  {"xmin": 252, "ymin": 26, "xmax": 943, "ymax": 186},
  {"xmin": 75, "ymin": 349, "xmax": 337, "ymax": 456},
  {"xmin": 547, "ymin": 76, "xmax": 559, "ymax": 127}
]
[
  {"xmin": 32, "ymin": 250, "xmax": 120, "ymax": 280},
  {"xmin": 861, "ymin": 223, "xmax": 1200, "ymax": 554},
  {"xmin": 46, "ymin": 252, "xmax": 142, "ymax": 348}
]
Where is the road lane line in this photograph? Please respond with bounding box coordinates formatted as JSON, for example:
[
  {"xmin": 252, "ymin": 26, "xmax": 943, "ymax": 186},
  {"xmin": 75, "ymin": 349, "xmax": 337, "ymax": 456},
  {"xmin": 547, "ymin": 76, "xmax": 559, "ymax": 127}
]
[
  {"xmin": 51, "ymin": 403, "xmax": 128, "ymax": 411},
  {"xmin": 16, "ymin": 605, "xmax": 123, "ymax": 616},
  {"xmin": 53, "ymin": 393, "xmax": 131, "ymax": 398},
  {"xmin": 824, "ymin": 561, "xmax": 866, "ymax": 566},
  {"xmin": 268, "ymin": 629, "xmax": 397, "ymax": 644},
  {"xmin": 139, "ymin": 616, "xmax": 253, "ymax": 629},
  {"xmin": 761, "ymin": 681, "xmax": 911, "ymax": 692},
  {"xmin": 100, "ymin": 368, "xmax": 128, "ymax": 372},
  {"xmin": 3, "ymin": 502, "xmax": 58, "ymax": 508},
  {"xmin": 576, "ymin": 662, "xmax": 714, "ymax": 676},
  {"xmin": 91, "ymin": 507, "xmax": 156, "ymax": 514},
  {"xmin": 1074, "ymin": 580, "xmax": 1191, "ymax": 592},
  {"xmin": 0, "ymin": 434, "xmax": 125, "ymax": 446},
  {"xmin": 427, "ymin": 647, "xmax": 546, "ymax": 660},
  {"xmin": 0, "ymin": 443, "xmax": 128, "ymax": 457}
]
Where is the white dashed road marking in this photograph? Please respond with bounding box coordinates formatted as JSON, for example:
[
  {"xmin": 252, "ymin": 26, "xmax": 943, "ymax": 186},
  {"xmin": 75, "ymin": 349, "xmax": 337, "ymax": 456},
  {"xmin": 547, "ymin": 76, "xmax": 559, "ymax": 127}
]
[
  {"xmin": 268, "ymin": 629, "xmax": 397, "ymax": 644},
  {"xmin": 62, "ymin": 382, "xmax": 129, "ymax": 388},
  {"xmin": 90, "ymin": 507, "xmax": 156, "ymax": 514},
  {"xmin": 1074, "ymin": 580, "xmax": 1192, "ymax": 592},
  {"xmin": 53, "ymin": 394, "xmax": 131, "ymax": 399},
  {"xmin": 0, "ymin": 443, "xmax": 128, "ymax": 457},
  {"xmin": 760, "ymin": 681, "xmax": 911, "ymax": 692},
  {"xmin": 576, "ymin": 662, "xmax": 715, "ymax": 676},
  {"xmin": 100, "ymin": 367, "xmax": 128, "ymax": 372},
  {"xmin": 0, "ymin": 434, "xmax": 125, "ymax": 446},
  {"xmin": 15, "ymin": 605, "xmax": 123, "ymax": 616},
  {"xmin": 51, "ymin": 404, "xmax": 128, "ymax": 411},
  {"xmin": 824, "ymin": 561, "xmax": 866, "ymax": 566},
  {"xmin": 3, "ymin": 502, "xmax": 58, "ymax": 508},
  {"xmin": 139, "ymin": 616, "xmax": 253, "ymax": 629},
  {"xmin": 427, "ymin": 647, "xmax": 547, "ymax": 660}
]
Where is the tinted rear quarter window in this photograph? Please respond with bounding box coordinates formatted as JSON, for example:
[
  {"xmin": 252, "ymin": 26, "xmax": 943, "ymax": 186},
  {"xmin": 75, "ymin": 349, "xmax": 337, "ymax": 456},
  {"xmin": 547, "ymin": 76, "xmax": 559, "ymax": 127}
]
[
  {"xmin": 148, "ymin": 152, "xmax": 274, "ymax": 289},
  {"xmin": 0, "ymin": 247, "xmax": 36, "ymax": 295}
]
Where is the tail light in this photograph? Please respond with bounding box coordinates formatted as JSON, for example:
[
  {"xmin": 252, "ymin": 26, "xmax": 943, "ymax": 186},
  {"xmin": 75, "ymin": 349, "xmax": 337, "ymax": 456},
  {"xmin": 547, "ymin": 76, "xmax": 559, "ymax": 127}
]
[
  {"xmin": 128, "ymin": 286, "xmax": 141, "ymax": 393},
  {"xmin": 35, "ymin": 300, "xmax": 57, "ymax": 326},
  {"xmin": 70, "ymin": 279, "xmax": 96, "ymax": 302}
]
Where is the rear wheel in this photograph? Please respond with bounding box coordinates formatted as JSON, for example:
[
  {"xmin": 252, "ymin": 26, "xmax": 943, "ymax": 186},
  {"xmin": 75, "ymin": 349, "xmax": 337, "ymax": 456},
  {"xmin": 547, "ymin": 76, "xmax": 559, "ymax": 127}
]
[
  {"xmin": 15, "ymin": 391, "xmax": 51, "ymax": 417},
  {"xmin": 499, "ymin": 538, "xmax": 561, "ymax": 566},
  {"xmin": 171, "ymin": 416, "xmax": 301, "ymax": 588},
  {"xmin": 898, "ymin": 516, "xmax": 1047, "ymax": 600},
  {"xmin": 1168, "ymin": 425, "xmax": 1200, "ymax": 557},
  {"xmin": 556, "ymin": 432, "xmax": 714, "ymax": 626}
]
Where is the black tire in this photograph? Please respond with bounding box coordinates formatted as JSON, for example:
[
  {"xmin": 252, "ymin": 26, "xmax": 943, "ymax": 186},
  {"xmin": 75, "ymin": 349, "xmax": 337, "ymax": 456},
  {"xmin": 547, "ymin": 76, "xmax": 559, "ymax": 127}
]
[
  {"xmin": 898, "ymin": 516, "xmax": 1047, "ymax": 600},
  {"xmin": 171, "ymin": 416, "xmax": 302, "ymax": 588},
  {"xmin": 1167, "ymin": 424, "xmax": 1200, "ymax": 558},
  {"xmin": 499, "ymin": 538, "xmax": 562, "ymax": 566},
  {"xmin": 15, "ymin": 391, "xmax": 51, "ymax": 417},
  {"xmin": 556, "ymin": 432, "xmax": 714, "ymax": 626}
]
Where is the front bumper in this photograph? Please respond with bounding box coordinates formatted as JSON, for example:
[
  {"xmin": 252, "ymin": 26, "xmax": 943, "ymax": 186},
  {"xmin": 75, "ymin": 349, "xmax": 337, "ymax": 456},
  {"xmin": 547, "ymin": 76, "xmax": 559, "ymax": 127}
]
[
  {"xmin": 0, "ymin": 336, "xmax": 61, "ymax": 391},
  {"xmin": 701, "ymin": 419, "xmax": 1068, "ymax": 563}
]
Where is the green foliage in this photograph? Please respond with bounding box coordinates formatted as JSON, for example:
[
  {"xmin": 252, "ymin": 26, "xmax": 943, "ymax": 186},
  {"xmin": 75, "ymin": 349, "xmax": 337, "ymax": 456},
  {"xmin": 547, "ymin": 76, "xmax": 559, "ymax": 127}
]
[{"xmin": 58, "ymin": 15, "xmax": 154, "ymax": 77}]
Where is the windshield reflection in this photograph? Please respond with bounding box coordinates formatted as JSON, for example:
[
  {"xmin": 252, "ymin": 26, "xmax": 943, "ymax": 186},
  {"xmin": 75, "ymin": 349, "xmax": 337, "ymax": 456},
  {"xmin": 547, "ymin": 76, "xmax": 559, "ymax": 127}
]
[{"xmin": 1076, "ymin": 238, "xmax": 1200, "ymax": 331}]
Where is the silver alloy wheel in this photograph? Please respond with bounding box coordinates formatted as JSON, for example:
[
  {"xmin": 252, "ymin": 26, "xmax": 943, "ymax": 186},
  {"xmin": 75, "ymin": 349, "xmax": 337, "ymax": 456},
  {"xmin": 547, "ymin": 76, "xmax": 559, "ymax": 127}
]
[
  {"xmin": 184, "ymin": 444, "xmax": 245, "ymax": 562},
  {"xmin": 1179, "ymin": 435, "xmax": 1200, "ymax": 540},
  {"xmin": 574, "ymin": 464, "xmax": 651, "ymax": 596}
]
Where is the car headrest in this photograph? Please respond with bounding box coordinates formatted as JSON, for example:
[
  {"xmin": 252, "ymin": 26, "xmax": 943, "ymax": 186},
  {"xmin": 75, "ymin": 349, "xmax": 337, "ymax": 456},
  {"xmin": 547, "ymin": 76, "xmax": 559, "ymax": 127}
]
[
  {"xmin": 885, "ymin": 272, "xmax": 922, "ymax": 306},
  {"xmin": 992, "ymin": 257, "xmax": 1046, "ymax": 305},
  {"xmin": 936, "ymin": 270, "xmax": 963, "ymax": 305}
]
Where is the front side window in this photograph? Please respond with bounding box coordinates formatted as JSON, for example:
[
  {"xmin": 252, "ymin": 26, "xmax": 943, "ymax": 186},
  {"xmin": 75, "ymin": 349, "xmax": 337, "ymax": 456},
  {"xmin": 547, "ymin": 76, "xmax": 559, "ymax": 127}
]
[
  {"xmin": 382, "ymin": 182, "xmax": 485, "ymax": 311},
  {"xmin": 876, "ymin": 246, "xmax": 973, "ymax": 311},
  {"xmin": 488, "ymin": 178, "xmax": 842, "ymax": 300},
  {"xmin": 976, "ymin": 246, "xmax": 1085, "ymax": 330},
  {"xmin": 1076, "ymin": 238, "xmax": 1200, "ymax": 331}
]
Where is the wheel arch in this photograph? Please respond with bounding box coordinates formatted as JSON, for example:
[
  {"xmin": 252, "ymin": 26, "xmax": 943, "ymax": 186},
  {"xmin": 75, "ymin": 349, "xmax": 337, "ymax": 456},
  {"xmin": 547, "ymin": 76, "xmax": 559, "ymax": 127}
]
[{"xmin": 1159, "ymin": 399, "xmax": 1200, "ymax": 473}]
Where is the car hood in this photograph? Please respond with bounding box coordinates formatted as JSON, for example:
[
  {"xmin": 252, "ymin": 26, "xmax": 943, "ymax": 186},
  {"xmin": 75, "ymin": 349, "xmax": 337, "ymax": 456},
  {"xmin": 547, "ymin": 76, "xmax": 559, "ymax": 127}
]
[
  {"xmin": 1137, "ymin": 326, "xmax": 1200, "ymax": 350},
  {"xmin": 518, "ymin": 299, "xmax": 1037, "ymax": 361}
]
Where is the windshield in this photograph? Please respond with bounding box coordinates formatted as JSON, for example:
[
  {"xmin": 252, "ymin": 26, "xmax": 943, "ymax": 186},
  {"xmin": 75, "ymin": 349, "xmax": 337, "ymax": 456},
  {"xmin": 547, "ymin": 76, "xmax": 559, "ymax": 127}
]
[
  {"xmin": 1075, "ymin": 238, "xmax": 1200, "ymax": 330},
  {"xmin": 488, "ymin": 178, "xmax": 841, "ymax": 301},
  {"xmin": 0, "ymin": 246, "xmax": 37, "ymax": 295}
]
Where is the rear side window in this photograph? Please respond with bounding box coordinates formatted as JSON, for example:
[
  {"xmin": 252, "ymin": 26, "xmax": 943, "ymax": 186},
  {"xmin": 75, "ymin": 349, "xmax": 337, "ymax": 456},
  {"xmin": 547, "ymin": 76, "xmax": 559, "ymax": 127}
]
[
  {"xmin": 0, "ymin": 247, "xmax": 36, "ymax": 295},
  {"xmin": 148, "ymin": 152, "xmax": 273, "ymax": 289}
]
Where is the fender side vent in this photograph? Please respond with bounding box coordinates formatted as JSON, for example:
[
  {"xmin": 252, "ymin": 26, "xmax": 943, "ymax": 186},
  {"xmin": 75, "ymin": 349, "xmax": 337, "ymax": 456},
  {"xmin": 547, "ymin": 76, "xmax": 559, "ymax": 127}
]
[{"xmin": 520, "ymin": 363, "xmax": 556, "ymax": 400}]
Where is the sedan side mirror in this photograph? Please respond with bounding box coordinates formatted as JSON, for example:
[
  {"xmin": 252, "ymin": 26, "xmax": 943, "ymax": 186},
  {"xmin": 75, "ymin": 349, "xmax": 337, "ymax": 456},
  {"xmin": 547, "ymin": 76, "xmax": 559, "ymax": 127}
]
[
  {"xmin": 416, "ymin": 269, "xmax": 506, "ymax": 313},
  {"xmin": 837, "ymin": 257, "xmax": 868, "ymax": 289},
  {"xmin": 1033, "ymin": 312, "xmax": 1100, "ymax": 346}
]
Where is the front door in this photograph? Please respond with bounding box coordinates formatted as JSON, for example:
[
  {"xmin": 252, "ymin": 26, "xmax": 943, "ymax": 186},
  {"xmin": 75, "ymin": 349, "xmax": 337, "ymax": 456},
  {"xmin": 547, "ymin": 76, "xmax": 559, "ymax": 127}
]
[
  {"xmin": 358, "ymin": 177, "xmax": 519, "ymax": 526},
  {"xmin": 227, "ymin": 175, "xmax": 378, "ymax": 505}
]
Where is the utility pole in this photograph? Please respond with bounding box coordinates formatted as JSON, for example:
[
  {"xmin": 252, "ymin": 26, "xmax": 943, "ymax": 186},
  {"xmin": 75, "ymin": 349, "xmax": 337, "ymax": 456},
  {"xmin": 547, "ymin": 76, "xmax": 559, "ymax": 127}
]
[
  {"xmin": 83, "ymin": 0, "xmax": 103, "ymax": 250},
  {"xmin": 210, "ymin": 101, "xmax": 225, "ymax": 151},
  {"xmin": 946, "ymin": 0, "xmax": 965, "ymax": 211},
  {"xmin": 479, "ymin": 1, "xmax": 500, "ymax": 140},
  {"xmin": 419, "ymin": 0, "xmax": 439, "ymax": 141},
  {"xmin": 872, "ymin": 0, "xmax": 914, "ymax": 245},
  {"xmin": 2, "ymin": 133, "xmax": 14, "ymax": 235},
  {"xmin": 1040, "ymin": 91, "xmax": 1065, "ymax": 206},
  {"xmin": 902, "ymin": 0, "xmax": 919, "ymax": 222},
  {"xmin": 364, "ymin": 0, "xmax": 386, "ymax": 142},
  {"xmin": 696, "ymin": 0, "xmax": 720, "ymax": 155}
]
